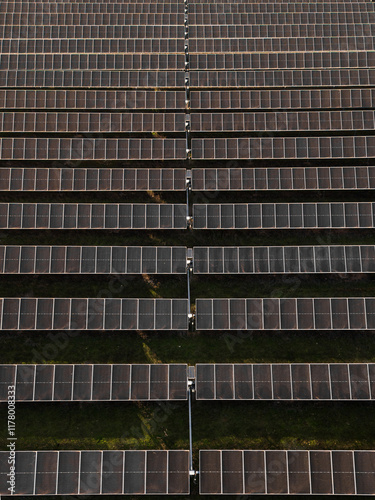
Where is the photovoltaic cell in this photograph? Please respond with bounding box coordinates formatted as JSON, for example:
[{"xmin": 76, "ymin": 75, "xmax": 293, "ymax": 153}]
[
  {"xmin": 0, "ymin": 113, "xmax": 185, "ymax": 133},
  {"xmin": 189, "ymin": 69, "xmax": 375, "ymax": 88},
  {"xmin": 192, "ymin": 204, "xmax": 375, "ymax": 229},
  {"xmin": 0, "ymin": 364, "xmax": 188, "ymax": 401},
  {"xmin": 0, "ymin": 450, "xmax": 190, "ymax": 496},
  {"xmin": 191, "ymin": 167, "xmax": 375, "ymax": 191},
  {"xmin": 196, "ymin": 298, "xmax": 373, "ymax": 330},
  {"xmin": 0, "ymin": 299, "xmax": 189, "ymax": 331},
  {"xmin": 200, "ymin": 450, "xmax": 375, "ymax": 495},
  {"xmin": 0, "ymin": 246, "xmax": 187, "ymax": 274},
  {"xmin": 0, "ymin": 204, "xmax": 187, "ymax": 229},
  {"xmin": 0, "ymin": 139, "xmax": 186, "ymax": 160},
  {"xmin": 191, "ymin": 137, "xmax": 375, "ymax": 160},
  {"xmin": 195, "ymin": 364, "xmax": 374, "ymax": 401}
]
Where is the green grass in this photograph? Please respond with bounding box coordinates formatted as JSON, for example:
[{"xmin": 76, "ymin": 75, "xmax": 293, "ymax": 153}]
[
  {"xmin": 1, "ymin": 331, "xmax": 375, "ymax": 365},
  {"xmin": 0, "ymin": 273, "xmax": 374, "ymax": 300},
  {"xmin": 0, "ymin": 401, "xmax": 374, "ymax": 459},
  {"xmin": 0, "ymin": 402, "xmax": 188, "ymax": 451}
]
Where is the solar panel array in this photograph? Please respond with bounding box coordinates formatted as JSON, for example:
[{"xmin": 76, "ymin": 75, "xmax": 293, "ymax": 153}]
[
  {"xmin": 0, "ymin": 450, "xmax": 190, "ymax": 495},
  {"xmin": 2, "ymin": 362, "xmax": 375, "ymax": 403},
  {"xmin": 0, "ymin": 168, "xmax": 187, "ymax": 192},
  {"xmin": 0, "ymin": 298, "xmax": 189, "ymax": 331},
  {"xmin": 0, "ymin": 89, "xmax": 185, "ymax": 109},
  {"xmin": 195, "ymin": 298, "xmax": 375, "ymax": 330},
  {"xmin": 195, "ymin": 363, "xmax": 375, "ymax": 400},
  {"xmin": 0, "ymin": 0, "xmax": 187, "ymax": 161},
  {"xmin": 1, "ymin": 0, "xmax": 375, "ymax": 493},
  {"xmin": 2, "ymin": 166, "xmax": 375, "ymax": 192},
  {"xmin": 191, "ymin": 167, "xmax": 375, "ymax": 191},
  {"xmin": 189, "ymin": 69, "xmax": 375, "ymax": 88},
  {"xmin": 191, "ymin": 137, "xmax": 375, "ymax": 160},
  {"xmin": 193, "ymin": 246, "xmax": 375, "ymax": 274},
  {"xmin": 190, "ymin": 89, "xmax": 375, "ymax": 109},
  {"xmin": 3, "ymin": 245, "xmax": 374, "ymax": 275},
  {"xmin": 0, "ymin": 112, "xmax": 186, "ymax": 133},
  {"xmin": 200, "ymin": 450, "xmax": 375, "ymax": 495},
  {"xmin": 0, "ymin": 204, "xmax": 188, "ymax": 229},
  {"xmin": 193, "ymin": 203, "xmax": 375, "ymax": 229},
  {"xmin": 0, "ymin": 364, "xmax": 188, "ymax": 401},
  {"xmin": 0, "ymin": 246, "xmax": 187, "ymax": 274},
  {"xmin": 191, "ymin": 111, "xmax": 375, "ymax": 132},
  {"xmin": 0, "ymin": 138, "xmax": 187, "ymax": 160},
  {"xmin": 0, "ymin": 71, "xmax": 185, "ymax": 88}
]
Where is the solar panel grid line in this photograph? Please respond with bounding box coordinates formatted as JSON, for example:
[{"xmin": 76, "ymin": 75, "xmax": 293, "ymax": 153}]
[
  {"xmin": 143, "ymin": 451, "xmax": 147, "ymax": 494},
  {"xmin": 70, "ymin": 364, "xmax": 76, "ymax": 400},
  {"xmin": 262, "ymin": 450, "xmax": 267, "ymax": 494},
  {"xmin": 365, "ymin": 297, "xmax": 370, "ymax": 329},
  {"xmin": 219, "ymin": 450, "xmax": 223, "ymax": 494},
  {"xmin": 190, "ymin": 68, "xmax": 375, "ymax": 88},
  {"xmin": 77, "ymin": 451, "xmax": 82, "ymax": 495},
  {"xmin": 329, "ymin": 451, "xmax": 336, "ymax": 494},
  {"xmin": 308, "ymin": 363, "xmax": 314, "ymax": 401},
  {"xmin": 366, "ymin": 363, "xmax": 372, "ymax": 398},
  {"xmin": 352, "ymin": 452, "xmax": 358, "ymax": 495},
  {"xmin": 167, "ymin": 451, "xmax": 172, "ymax": 495}
]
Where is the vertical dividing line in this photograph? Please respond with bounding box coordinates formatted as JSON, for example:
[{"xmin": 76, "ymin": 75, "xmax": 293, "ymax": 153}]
[
  {"xmin": 188, "ymin": 383, "xmax": 193, "ymax": 473},
  {"xmin": 187, "ymin": 266, "xmax": 191, "ymax": 325}
]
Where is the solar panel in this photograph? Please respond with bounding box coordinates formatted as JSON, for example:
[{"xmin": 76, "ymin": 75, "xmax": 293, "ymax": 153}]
[
  {"xmin": 191, "ymin": 137, "xmax": 375, "ymax": 160},
  {"xmin": 0, "ymin": 364, "xmax": 187, "ymax": 401},
  {"xmin": 189, "ymin": 36, "xmax": 375, "ymax": 52},
  {"xmin": 190, "ymin": 111, "xmax": 375, "ymax": 132},
  {"xmin": 189, "ymin": 23, "xmax": 375, "ymax": 38},
  {"xmin": 0, "ymin": 13, "xmax": 185, "ymax": 26},
  {"xmin": 190, "ymin": 0, "xmax": 369, "ymax": 3},
  {"xmin": 0, "ymin": 53, "xmax": 185, "ymax": 71},
  {"xmin": 191, "ymin": 167, "xmax": 375, "ymax": 191},
  {"xmin": 0, "ymin": 246, "xmax": 187, "ymax": 274},
  {"xmin": 192, "ymin": 203, "xmax": 375, "ymax": 229},
  {"xmin": 0, "ymin": 168, "xmax": 187, "ymax": 191},
  {"xmin": 0, "ymin": 70, "xmax": 185, "ymax": 88},
  {"xmin": 0, "ymin": 138, "xmax": 187, "ymax": 160},
  {"xmin": 188, "ymin": 12, "xmax": 375, "ymax": 25},
  {"xmin": 0, "ymin": 4, "xmax": 184, "ymax": 14},
  {"xmin": 189, "ymin": 69, "xmax": 375, "ymax": 88},
  {"xmin": 189, "ymin": 3, "xmax": 374, "ymax": 13},
  {"xmin": 0, "ymin": 450, "xmax": 190, "ymax": 495},
  {"xmin": 190, "ymin": 89, "xmax": 375, "ymax": 110},
  {"xmin": 0, "ymin": 112, "xmax": 185, "ymax": 133},
  {"xmin": 0, "ymin": 204, "xmax": 187, "ymax": 229},
  {"xmin": 2, "ymin": 2, "xmax": 372, "ymax": 14},
  {"xmin": 195, "ymin": 297, "xmax": 373, "ymax": 330},
  {"xmin": 0, "ymin": 298, "xmax": 189, "ymax": 330},
  {"xmin": 0, "ymin": 90, "xmax": 185, "ymax": 110},
  {"xmin": 189, "ymin": 52, "xmax": 375, "ymax": 70},
  {"xmin": 195, "ymin": 363, "xmax": 374, "ymax": 400},
  {"xmin": 192, "ymin": 245, "xmax": 375, "ymax": 274},
  {"xmin": 199, "ymin": 450, "xmax": 375, "ymax": 495},
  {"xmin": 0, "ymin": 25, "xmax": 186, "ymax": 39},
  {"xmin": 0, "ymin": 39, "xmax": 185, "ymax": 54}
]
